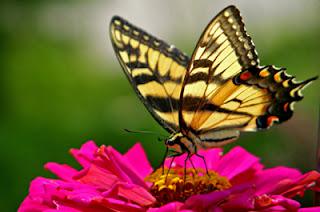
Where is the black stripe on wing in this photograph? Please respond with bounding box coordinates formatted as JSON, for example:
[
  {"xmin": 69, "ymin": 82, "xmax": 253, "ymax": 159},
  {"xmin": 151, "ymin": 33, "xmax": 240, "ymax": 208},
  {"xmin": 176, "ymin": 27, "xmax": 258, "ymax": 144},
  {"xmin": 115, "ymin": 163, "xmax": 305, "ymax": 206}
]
[
  {"xmin": 111, "ymin": 16, "xmax": 189, "ymax": 66},
  {"xmin": 145, "ymin": 95, "xmax": 253, "ymax": 117}
]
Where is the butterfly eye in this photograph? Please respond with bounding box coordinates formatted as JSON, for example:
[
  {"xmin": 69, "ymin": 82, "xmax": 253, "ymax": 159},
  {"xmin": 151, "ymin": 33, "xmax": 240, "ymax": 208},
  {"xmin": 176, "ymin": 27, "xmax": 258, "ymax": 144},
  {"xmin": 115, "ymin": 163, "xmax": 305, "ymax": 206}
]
[{"xmin": 165, "ymin": 140, "xmax": 175, "ymax": 146}]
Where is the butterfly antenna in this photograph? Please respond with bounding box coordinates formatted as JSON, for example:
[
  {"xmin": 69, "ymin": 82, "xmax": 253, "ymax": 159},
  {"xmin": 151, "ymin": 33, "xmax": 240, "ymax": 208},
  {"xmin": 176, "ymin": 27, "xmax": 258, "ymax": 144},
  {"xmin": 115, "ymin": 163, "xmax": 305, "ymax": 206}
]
[{"xmin": 124, "ymin": 128, "xmax": 167, "ymax": 139}]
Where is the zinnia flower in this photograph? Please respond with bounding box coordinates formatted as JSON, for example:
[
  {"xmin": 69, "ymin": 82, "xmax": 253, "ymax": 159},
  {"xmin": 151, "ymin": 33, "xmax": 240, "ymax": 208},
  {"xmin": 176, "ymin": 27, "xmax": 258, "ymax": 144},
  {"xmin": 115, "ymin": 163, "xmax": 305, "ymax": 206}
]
[{"xmin": 19, "ymin": 141, "xmax": 320, "ymax": 211}]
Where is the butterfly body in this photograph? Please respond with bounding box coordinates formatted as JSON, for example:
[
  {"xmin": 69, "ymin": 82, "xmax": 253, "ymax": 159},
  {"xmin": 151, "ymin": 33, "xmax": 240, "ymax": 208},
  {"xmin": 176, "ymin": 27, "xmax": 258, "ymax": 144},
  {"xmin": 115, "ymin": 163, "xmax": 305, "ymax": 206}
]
[
  {"xmin": 110, "ymin": 5, "xmax": 317, "ymax": 156},
  {"xmin": 166, "ymin": 129, "xmax": 239, "ymax": 155}
]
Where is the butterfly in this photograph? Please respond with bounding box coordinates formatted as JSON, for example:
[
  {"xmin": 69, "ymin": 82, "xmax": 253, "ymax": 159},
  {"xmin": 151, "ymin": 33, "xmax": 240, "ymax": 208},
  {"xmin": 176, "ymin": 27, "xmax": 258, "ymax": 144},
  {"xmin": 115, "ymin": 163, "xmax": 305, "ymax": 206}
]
[{"xmin": 110, "ymin": 5, "xmax": 317, "ymax": 157}]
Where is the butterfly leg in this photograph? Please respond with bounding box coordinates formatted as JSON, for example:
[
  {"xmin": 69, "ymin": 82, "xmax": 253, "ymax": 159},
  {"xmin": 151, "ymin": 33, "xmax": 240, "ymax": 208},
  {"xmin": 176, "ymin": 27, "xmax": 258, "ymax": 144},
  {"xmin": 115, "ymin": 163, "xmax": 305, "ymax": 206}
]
[
  {"xmin": 195, "ymin": 153, "xmax": 210, "ymax": 177},
  {"xmin": 188, "ymin": 156, "xmax": 198, "ymax": 175},
  {"xmin": 165, "ymin": 156, "xmax": 175, "ymax": 182},
  {"xmin": 161, "ymin": 146, "xmax": 169, "ymax": 175},
  {"xmin": 183, "ymin": 153, "xmax": 191, "ymax": 183}
]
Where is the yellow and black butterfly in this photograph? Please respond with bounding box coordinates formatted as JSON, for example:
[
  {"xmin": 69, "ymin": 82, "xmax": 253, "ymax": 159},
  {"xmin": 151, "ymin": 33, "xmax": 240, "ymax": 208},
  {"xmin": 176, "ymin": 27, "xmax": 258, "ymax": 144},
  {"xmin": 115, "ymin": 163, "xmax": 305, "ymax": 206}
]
[{"xmin": 110, "ymin": 5, "xmax": 317, "ymax": 157}]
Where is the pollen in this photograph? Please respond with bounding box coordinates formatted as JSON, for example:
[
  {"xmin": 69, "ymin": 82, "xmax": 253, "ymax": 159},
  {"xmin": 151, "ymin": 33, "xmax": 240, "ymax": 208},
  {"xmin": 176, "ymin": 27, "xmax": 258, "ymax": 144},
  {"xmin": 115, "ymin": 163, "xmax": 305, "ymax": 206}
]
[{"xmin": 145, "ymin": 167, "xmax": 231, "ymax": 206}]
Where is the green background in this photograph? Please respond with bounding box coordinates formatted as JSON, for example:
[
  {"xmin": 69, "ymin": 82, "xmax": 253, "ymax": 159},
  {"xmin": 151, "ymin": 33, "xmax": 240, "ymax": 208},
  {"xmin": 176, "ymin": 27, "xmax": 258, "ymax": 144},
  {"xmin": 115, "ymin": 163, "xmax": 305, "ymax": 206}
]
[{"xmin": 1, "ymin": 1, "xmax": 319, "ymax": 211}]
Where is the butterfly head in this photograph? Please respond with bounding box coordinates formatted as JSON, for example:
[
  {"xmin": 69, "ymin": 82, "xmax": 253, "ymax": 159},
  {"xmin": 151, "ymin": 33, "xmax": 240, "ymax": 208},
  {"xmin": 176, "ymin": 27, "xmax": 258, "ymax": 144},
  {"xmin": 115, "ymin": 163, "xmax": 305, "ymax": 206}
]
[
  {"xmin": 165, "ymin": 132, "xmax": 194, "ymax": 156},
  {"xmin": 165, "ymin": 132, "xmax": 185, "ymax": 155}
]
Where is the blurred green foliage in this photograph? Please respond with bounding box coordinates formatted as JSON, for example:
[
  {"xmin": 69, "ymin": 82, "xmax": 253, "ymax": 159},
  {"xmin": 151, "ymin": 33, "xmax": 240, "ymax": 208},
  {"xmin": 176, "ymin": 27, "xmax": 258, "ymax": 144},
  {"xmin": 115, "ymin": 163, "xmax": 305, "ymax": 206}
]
[{"xmin": 0, "ymin": 2, "xmax": 319, "ymax": 211}]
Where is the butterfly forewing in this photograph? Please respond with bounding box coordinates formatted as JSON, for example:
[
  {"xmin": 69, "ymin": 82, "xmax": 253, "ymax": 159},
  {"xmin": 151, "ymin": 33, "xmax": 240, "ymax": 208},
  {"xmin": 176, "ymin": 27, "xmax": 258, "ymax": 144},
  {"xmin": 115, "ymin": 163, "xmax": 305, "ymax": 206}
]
[
  {"xmin": 110, "ymin": 16, "xmax": 189, "ymax": 133},
  {"xmin": 179, "ymin": 6, "xmax": 259, "ymax": 133}
]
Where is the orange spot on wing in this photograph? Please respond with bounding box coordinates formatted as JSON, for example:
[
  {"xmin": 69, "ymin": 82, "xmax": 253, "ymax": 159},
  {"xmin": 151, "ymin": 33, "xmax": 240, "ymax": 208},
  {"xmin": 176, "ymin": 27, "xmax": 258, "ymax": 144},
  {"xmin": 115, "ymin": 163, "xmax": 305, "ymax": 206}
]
[
  {"xmin": 259, "ymin": 69, "xmax": 270, "ymax": 78},
  {"xmin": 274, "ymin": 72, "xmax": 283, "ymax": 83},
  {"xmin": 267, "ymin": 116, "xmax": 279, "ymax": 126}
]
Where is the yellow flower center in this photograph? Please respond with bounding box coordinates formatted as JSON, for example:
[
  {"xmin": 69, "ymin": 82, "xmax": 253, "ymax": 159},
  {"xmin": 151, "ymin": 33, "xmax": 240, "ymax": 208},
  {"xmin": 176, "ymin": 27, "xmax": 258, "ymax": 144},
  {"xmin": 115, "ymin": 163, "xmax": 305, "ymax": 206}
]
[{"xmin": 145, "ymin": 167, "xmax": 231, "ymax": 206}]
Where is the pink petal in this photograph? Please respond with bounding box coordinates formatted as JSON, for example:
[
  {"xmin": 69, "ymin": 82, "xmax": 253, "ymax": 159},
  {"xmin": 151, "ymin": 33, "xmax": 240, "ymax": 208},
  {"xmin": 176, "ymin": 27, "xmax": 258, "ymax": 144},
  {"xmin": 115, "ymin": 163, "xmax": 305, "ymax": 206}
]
[
  {"xmin": 253, "ymin": 166, "xmax": 302, "ymax": 195},
  {"xmin": 103, "ymin": 182, "xmax": 156, "ymax": 206},
  {"xmin": 18, "ymin": 196, "xmax": 51, "ymax": 212},
  {"xmin": 45, "ymin": 162, "xmax": 78, "ymax": 182},
  {"xmin": 254, "ymin": 194, "xmax": 300, "ymax": 211},
  {"xmin": 299, "ymin": 207, "xmax": 320, "ymax": 212},
  {"xmin": 148, "ymin": 202, "xmax": 184, "ymax": 212},
  {"xmin": 28, "ymin": 177, "xmax": 69, "ymax": 202},
  {"xmin": 19, "ymin": 142, "xmax": 154, "ymax": 212},
  {"xmin": 28, "ymin": 177, "xmax": 51, "ymax": 195},
  {"xmin": 124, "ymin": 143, "xmax": 153, "ymax": 178},
  {"xmin": 270, "ymin": 195, "xmax": 300, "ymax": 211},
  {"xmin": 183, "ymin": 189, "xmax": 230, "ymax": 211},
  {"xmin": 65, "ymin": 188, "xmax": 102, "ymax": 205},
  {"xmin": 229, "ymin": 162, "xmax": 263, "ymax": 186},
  {"xmin": 210, "ymin": 208, "xmax": 224, "ymax": 212},
  {"xmin": 280, "ymin": 170, "xmax": 320, "ymax": 198},
  {"xmin": 184, "ymin": 183, "xmax": 253, "ymax": 211},
  {"xmin": 220, "ymin": 185, "xmax": 255, "ymax": 210},
  {"xmin": 22, "ymin": 176, "xmax": 144, "ymax": 211},
  {"xmin": 259, "ymin": 206, "xmax": 292, "ymax": 212},
  {"xmin": 45, "ymin": 205, "xmax": 83, "ymax": 212},
  {"xmin": 98, "ymin": 197, "xmax": 144, "ymax": 212},
  {"xmin": 69, "ymin": 141, "xmax": 98, "ymax": 168},
  {"xmin": 74, "ymin": 164, "xmax": 118, "ymax": 189},
  {"xmin": 92, "ymin": 146, "xmax": 133, "ymax": 183},
  {"xmin": 19, "ymin": 178, "xmax": 82, "ymax": 211},
  {"xmin": 100, "ymin": 145, "xmax": 149, "ymax": 188},
  {"xmin": 215, "ymin": 146, "xmax": 262, "ymax": 180}
]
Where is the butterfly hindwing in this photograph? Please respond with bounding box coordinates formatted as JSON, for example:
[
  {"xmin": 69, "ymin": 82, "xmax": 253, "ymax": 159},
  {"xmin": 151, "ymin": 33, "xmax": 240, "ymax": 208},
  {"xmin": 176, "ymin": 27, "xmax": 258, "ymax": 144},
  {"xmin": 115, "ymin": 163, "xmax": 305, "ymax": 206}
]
[
  {"xmin": 110, "ymin": 16, "xmax": 189, "ymax": 133},
  {"xmin": 233, "ymin": 66, "xmax": 317, "ymax": 130}
]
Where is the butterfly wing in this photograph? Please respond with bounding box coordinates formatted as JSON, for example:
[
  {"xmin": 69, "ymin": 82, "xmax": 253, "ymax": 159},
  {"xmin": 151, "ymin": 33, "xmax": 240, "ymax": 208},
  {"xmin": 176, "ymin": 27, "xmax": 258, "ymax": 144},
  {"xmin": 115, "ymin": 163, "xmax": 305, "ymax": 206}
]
[
  {"xmin": 110, "ymin": 16, "xmax": 189, "ymax": 133},
  {"xmin": 179, "ymin": 6, "xmax": 316, "ymax": 148}
]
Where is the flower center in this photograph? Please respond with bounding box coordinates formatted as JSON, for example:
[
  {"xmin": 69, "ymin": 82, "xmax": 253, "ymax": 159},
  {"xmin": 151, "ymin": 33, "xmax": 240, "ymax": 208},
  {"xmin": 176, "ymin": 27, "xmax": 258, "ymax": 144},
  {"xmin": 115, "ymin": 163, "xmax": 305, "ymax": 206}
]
[{"xmin": 145, "ymin": 167, "xmax": 231, "ymax": 206}]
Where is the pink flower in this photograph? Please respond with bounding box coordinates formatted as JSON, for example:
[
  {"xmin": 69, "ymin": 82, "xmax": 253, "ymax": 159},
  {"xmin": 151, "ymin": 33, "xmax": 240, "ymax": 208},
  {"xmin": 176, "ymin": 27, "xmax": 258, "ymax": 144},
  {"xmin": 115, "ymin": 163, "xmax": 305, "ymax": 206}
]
[{"xmin": 19, "ymin": 141, "xmax": 320, "ymax": 212}]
